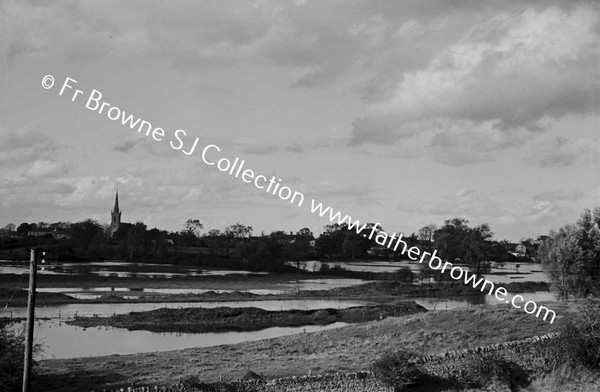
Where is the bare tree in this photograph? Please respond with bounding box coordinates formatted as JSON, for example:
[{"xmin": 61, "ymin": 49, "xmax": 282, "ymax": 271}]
[{"xmin": 417, "ymin": 224, "xmax": 437, "ymax": 242}]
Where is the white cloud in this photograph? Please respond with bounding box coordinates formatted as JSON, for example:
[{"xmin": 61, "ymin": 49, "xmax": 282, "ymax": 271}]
[
  {"xmin": 349, "ymin": 4, "xmax": 600, "ymax": 160},
  {"xmin": 23, "ymin": 160, "xmax": 68, "ymax": 177}
]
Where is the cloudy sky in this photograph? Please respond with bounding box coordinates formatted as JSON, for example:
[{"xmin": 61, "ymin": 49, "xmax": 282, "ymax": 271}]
[{"xmin": 1, "ymin": 0, "xmax": 599, "ymax": 241}]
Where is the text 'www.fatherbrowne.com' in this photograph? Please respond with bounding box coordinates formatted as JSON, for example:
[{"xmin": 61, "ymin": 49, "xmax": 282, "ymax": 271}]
[
  {"xmin": 43, "ymin": 74, "xmax": 557, "ymax": 324},
  {"xmin": 308, "ymin": 201, "xmax": 557, "ymax": 324}
]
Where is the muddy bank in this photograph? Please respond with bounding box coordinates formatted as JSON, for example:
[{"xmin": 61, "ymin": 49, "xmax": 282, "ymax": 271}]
[
  {"xmin": 0, "ymin": 288, "xmax": 79, "ymax": 307},
  {"xmin": 67, "ymin": 301, "xmax": 426, "ymax": 333}
]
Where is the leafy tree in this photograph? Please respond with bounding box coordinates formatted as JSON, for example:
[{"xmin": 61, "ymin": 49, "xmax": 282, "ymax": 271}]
[
  {"xmin": 433, "ymin": 218, "xmax": 493, "ymax": 277},
  {"xmin": 225, "ymin": 222, "xmax": 253, "ymax": 238},
  {"xmin": 539, "ymin": 208, "xmax": 600, "ymax": 299},
  {"xmin": 69, "ymin": 219, "xmax": 103, "ymax": 248},
  {"xmin": 205, "ymin": 229, "xmax": 222, "ymax": 237},
  {"xmin": 4, "ymin": 223, "xmax": 15, "ymax": 235},
  {"xmin": 16, "ymin": 222, "xmax": 32, "ymax": 236},
  {"xmin": 433, "ymin": 218, "xmax": 471, "ymax": 262},
  {"xmin": 87, "ymin": 226, "xmax": 111, "ymax": 261},
  {"xmin": 143, "ymin": 228, "xmax": 168, "ymax": 258},
  {"xmin": 464, "ymin": 223, "xmax": 493, "ymax": 276},
  {"xmin": 316, "ymin": 223, "xmax": 374, "ymax": 259},
  {"xmin": 492, "ymin": 240, "xmax": 511, "ymax": 262},
  {"xmin": 232, "ymin": 241, "xmax": 250, "ymax": 260},
  {"xmin": 297, "ymin": 227, "xmax": 313, "ymax": 237},
  {"xmin": 182, "ymin": 219, "xmax": 203, "ymax": 242},
  {"xmin": 127, "ymin": 222, "xmax": 147, "ymax": 260}
]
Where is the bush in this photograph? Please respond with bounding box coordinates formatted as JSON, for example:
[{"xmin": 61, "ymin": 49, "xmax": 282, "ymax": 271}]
[
  {"xmin": 459, "ymin": 353, "xmax": 530, "ymax": 391},
  {"xmin": 0, "ymin": 324, "xmax": 25, "ymax": 391},
  {"xmin": 556, "ymin": 299, "xmax": 600, "ymax": 370},
  {"xmin": 372, "ymin": 350, "xmax": 430, "ymax": 391}
]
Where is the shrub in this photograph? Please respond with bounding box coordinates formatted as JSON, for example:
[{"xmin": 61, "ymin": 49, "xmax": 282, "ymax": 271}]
[
  {"xmin": 372, "ymin": 350, "xmax": 429, "ymax": 391},
  {"xmin": 181, "ymin": 374, "xmax": 201, "ymax": 388},
  {"xmin": 458, "ymin": 353, "xmax": 530, "ymax": 391},
  {"xmin": 555, "ymin": 299, "xmax": 600, "ymax": 370},
  {"xmin": 0, "ymin": 323, "xmax": 25, "ymax": 392}
]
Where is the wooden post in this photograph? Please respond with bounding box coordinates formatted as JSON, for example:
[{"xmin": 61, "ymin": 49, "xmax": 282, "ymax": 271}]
[{"xmin": 22, "ymin": 249, "xmax": 37, "ymax": 392}]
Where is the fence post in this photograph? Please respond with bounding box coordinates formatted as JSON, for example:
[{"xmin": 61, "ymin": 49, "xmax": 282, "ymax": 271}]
[{"xmin": 22, "ymin": 248, "xmax": 38, "ymax": 392}]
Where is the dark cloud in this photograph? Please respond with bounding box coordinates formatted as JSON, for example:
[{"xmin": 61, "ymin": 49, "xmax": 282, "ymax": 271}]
[
  {"xmin": 0, "ymin": 128, "xmax": 59, "ymax": 165},
  {"xmin": 528, "ymin": 136, "xmax": 600, "ymax": 168},
  {"xmin": 113, "ymin": 139, "xmax": 141, "ymax": 153},
  {"xmin": 285, "ymin": 143, "xmax": 304, "ymax": 153}
]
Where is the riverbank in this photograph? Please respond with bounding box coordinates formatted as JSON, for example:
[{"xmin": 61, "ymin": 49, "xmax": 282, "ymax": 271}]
[
  {"xmin": 66, "ymin": 301, "xmax": 426, "ymax": 333},
  {"xmin": 38, "ymin": 301, "xmax": 568, "ymax": 392}
]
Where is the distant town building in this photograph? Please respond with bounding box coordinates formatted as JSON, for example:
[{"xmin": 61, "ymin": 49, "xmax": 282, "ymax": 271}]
[
  {"xmin": 109, "ymin": 190, "xmax": 131, "ymax": 236},
  {"xmin": 515, "ymin": 244, "xmax": 527, "ymax": 255},
  {"xmin": 28, "ymin": 228, "xmax": 54, "ymax": 237},
  {"xmin": 27, "ymin": 228, "xmax": 71, "ymax": 239}
]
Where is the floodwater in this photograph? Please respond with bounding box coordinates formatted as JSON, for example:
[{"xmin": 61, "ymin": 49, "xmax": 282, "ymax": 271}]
[
  {"xmin": 1, "ymin": 258, "xmax": 554, "ymax": 359},
  {"xmin": 10, "ymin": 320, "xmax": 348, "ymax": 359},
  {"xmin": 413, "ymin": 291, "xmax": 558, "ymax": 311},
  {"xmin": 294, "ymin": 260, "xmax": 550, "ymax": 284},
  {"xmin": 3, "ymin": 299, "xmax": 371, "ymax": 319},
  {"xmin": 4, "ymin": 299, "xmax": 366, "ymax": 359},
  {"xmin": 32, "ymin": 278, "xmax": 369, "ymax": 300},
  {"xmin": 0, "ymin": 260, "xmax": 267, "ymax": 278}
]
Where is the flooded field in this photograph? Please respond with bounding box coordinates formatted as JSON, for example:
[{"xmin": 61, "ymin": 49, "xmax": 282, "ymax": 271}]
[
  {"xmin": 31, "ymin": 278, "xmax": 369, "ymax": 299},
  {"xmin": 4, "ymin": 299, "xmax": 367, "ymax": 358},
  {"xmin": 3, "ymin": 299, "xmax": 371, "ymax": 319},
  {"xmin": 294, "ymin": 260, "xmax": 550, "ymax": 284},
  {"xmin": 412, "ymin": 291, "xmax": 557, "ymax": 310},
  {"xmin": 0, "ymin": 260, "xmax": 266, "ymax": 278},
  {"xmin": 1, "ymin": 258, "xmax": 554, "ymax": 360},
  {"xmin": 11, "ymin": 320, "xmax": 349, "ymax": 359}
]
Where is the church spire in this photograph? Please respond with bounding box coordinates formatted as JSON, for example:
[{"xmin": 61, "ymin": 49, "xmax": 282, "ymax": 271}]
[
  {"xmin": 113, "ymin": 189, "xmax": 120, "ymax": 213},
  {"xmin": 110, "ymin": 189, "xmax": 122, "ymax": 234}
]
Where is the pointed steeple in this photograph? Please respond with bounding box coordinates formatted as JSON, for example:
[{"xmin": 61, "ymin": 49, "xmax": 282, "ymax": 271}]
[
  {"xmin": 110, "ymin": 189, "xmax": 122, "ymax": 234},
  {"xmin": 113, "ymin": 189, "xmax": 120, "ymax": 213}
]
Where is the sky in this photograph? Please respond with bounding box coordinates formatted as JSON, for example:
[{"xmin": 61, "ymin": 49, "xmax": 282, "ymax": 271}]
[{"xmin": 0, "ymin": 0, "xmax": 599, "ymax": 242}]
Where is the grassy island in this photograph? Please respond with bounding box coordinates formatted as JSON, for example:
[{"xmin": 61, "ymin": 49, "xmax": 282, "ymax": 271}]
[{"xmin": 67, "ymin": 301, "xmax": 426, "ymax": 333}]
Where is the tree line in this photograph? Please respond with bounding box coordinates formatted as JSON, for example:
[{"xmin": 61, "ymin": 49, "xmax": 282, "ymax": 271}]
[{"xmin": 1, "ymin": 217, "xmax": 535, "ymax": 267}]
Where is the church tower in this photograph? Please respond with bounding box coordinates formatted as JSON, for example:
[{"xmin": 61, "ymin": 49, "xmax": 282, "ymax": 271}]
[{"xmin": 110, "ymin": 190, "xmax": 121, "ymax": 234}]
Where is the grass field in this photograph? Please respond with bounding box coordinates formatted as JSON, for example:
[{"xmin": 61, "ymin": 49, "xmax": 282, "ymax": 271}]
[{"xmin": 37, "ymin": 300, "xmax": 570, "ymax": 391}]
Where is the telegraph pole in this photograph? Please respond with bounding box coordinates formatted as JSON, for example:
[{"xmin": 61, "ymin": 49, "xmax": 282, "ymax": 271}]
[{"xmin": 22, "ymin": 248, "xmax": 38, "ymax": 392}]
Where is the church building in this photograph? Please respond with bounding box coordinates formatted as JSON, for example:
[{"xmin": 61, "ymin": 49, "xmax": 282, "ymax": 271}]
[{"xmin": 109, "ymin": 190, "xmax": 131, "ymax": 236}]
